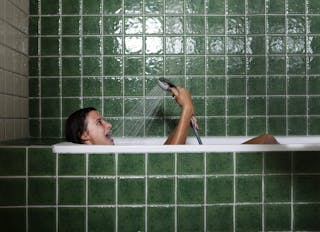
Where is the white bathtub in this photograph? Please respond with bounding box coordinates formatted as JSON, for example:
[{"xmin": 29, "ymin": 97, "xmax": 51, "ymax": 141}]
[{"xmin": 53, "ymin": 136, "xmax": 320, "ymax": 153}]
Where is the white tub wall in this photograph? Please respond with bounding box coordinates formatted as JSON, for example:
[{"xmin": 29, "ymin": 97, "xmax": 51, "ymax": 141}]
[{"xmin": 0, "ymin": 0, "xmax": 29, "ymax": 141}]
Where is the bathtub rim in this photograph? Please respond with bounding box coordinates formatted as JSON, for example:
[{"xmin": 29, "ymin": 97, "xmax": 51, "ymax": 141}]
[{"xmin": 53, "ymin": 136, "xmax": 320, "ymax": 153}]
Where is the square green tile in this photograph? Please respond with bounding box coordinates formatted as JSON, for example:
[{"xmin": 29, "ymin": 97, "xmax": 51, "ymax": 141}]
[
  {"xmin": 265, "ymin": 152, "xmax": 292, "ymax": 173},
  {"xmin": 30, "ymin": 99, "xmax": 39, "ymax": 117},
  {"xmin": 0, "ymin": 208, "xmax": 26, "ymax": 232},
  {"xmin": 62, "ymin": 37, "xmax": 79, "ymax": 55},
  {"xmin": 247, "ymin": 36, "xmax": 265, "ymax": 54},
  {"xmin": 208, "ymin": 36, "xmax": 225, "ymax": 54},
  {"xmin": 185, "ymin": 0, "xmax": 204, "ymax": 14},
  {"xmin": 186, "ymin": 56, "xmax": 205, "ymax": 75},
  {"xmin": 83, "ymin": 77, "xmax": 102, "ymax": 96},
  {"xmin": 227, "ymin": 76, "xmax": 246, "ymax": 95},
  {"xmin": 207, "ymin": 0, "xmax": 225, "ymax": 14},
  {"xmin": 247, "ymin": 117, "xmax": 266, "ymax": 135},
  {"xmin": 41, "ymin": 57, "xmax": 59, "ymax": 76},
  {"xmin": 118, "ymin": 153, "xmax": 144, "ymax": 175},
  {"xmin": 59, "ymin": 178, "xmax": 85, "ymax": 204},
  {"xmin": 207, "ymin": 56, "xmax": 225, "ymax": 75},
  {"xmin": 177, "ymin": 153, "xmax": 204, "ymax": 175},
  {"xmin": 103, "ymin": 16, "xmax": 123, "ymax": 34},
  {"xmin": 265, "ymin": 175, "xmax": 291, "ymax": 202},
  {"xmin": 83, "ymin": 36, "xmax": 100, "ymax": 55},
  {"xmin": 83, "ymin": 98, "xmax": 102, "ymax": 113},
  {"xmin": 186, "ymin": 76, "xmax": 205, "ymax": 95},
  {"xmin": 177, "ymin": 178, "xmax": 204, "ymax": 204},
  {"xmin": 206, "ymin": 153, "xmax": 233, "ymax": 174},
  {"xmin": 207, "ymin": 176, "xmax": 233, "ymax": 203},
  {"xmin": 226, "ymin": 36, "xmax": 245, "ymax": 55},
  {"xmin": 247, "ymin": 16, "xmax": 265, "ymax": 34},
  {"xmin": 165, "ymin": 37, "xmax": 183, "ymax": 54},
  {"xmin": 41, "ymin": 78, "xmax": 60, "ymax": 97},
  {"xmin": 62, "ymin": 0, "xmax": 80, "ymax": 14},
  {"xmin": 88, "ymin": 208, "xmax": 115, "ymax": 232},
  {"xmin": 148, "ymin": 153, "xmax": 174, "ymax": 175},
  {"xmin": 118, "ymin": 207, "xmax": 145, "ymax": 232},
  {"xmin": 206, "ymin": 206, "xmax": 233, "ymax": 232},
  {"xmin": 58, "ymin": 208, "xmax": 85, "ymax": 232},
  {"xmin": 0, "ymin": 148, "xmax": 25, "ymax": 176},
  {"xmin": 268, "ymin": 36, "xmax": 286, "ymax": 54},
  {"xmin": 30, "ymin": 119, "xmax": 41, "ymax": 137},
  {"xmin": 207, "ymin": 97, "xmax": 225, "ymax": 116},
  {"xmin": 247, "ymin": 77, "xmax": 265, "ymax": 95},
  {"xmin": 118, "ymin": 178, "xmax": 145, "ymax": 204},
  {"xmin": 124, "ymin": 0, "xmax": 143, "ymax": 14},
  {"xmin": 288, "ymin": 117, "xmax": 307, "ymax": 135},
  {"xmin": 293, "ymin": 152, "xmax": 320, "ymax": 173},
  {"xmin": 29, "ymin": 208, "xmax": 56, "ymax": 232},
  {"xmin": 148, "ymin": 178, "xmax": 174, "ymax": 204},
  {"xmin": 28, "ymin": 148, "xmax": 56, "ymax": 175},
  {"xmin": 83, "ymin": 0, "xmax": 100, "ymax": 14},
  {"xmin": 41, "ymin": 17, "xmax": 59, "ymax": 35},
  {"xmin": 294, "ymin": 205, "xmax": 320, "ymax": 231},
  {"xmin": 268, "ymin": 0, "xmax": 285, "ymax": 13},
  {"xmin": 236, "ymin": 176, "xmax": 262, "ymax": 202},
  {"xmin": 309, "ymin": 117, "xmax": 320, "ymax": 135},
  {"xmin": 29, "ymin": 78, "xmax": 39, "ymax": 97},
  {"xmin": 148, "ymin": 207, "xmax": 174, "ymax": 232},
  {"xmin": 294, "ymin": 175, "xmax": 320, "ymax": 202},
  {"xmin": 103, "ymin": 77, "xmax": 123, "ymax": 96},
  {"xmin": 103, "ymin": 57, "xmax": 123, "ymax": 76},
  {"xmin": 104, "ymin": 36, "xmax": 123, "ymax": 55},
  {"xmin": 236, "ymin": 152, "xmax": 262, "ymax": 174},
  {"xmin": 267, "ymin": 16, "xmax": 286, "ymax": 34},
  {"xmin": 41, "ymin": 0, "xmax": 59, "ymax": 14},
  {"xmin": 29, "ymin": 17, "xmax": 39, "ymax": 35},
  {"xmin": 206, "ymin": 77, "xmax": 225, "ymax": 95},
  {"xmin": 207, "ymin": 117, "xmax": 226, "ymax": 136},
  {"xmin": 247, "ymin": 97, "xmax": 266, "ymax": 116},
  {"xmin": 89, "ymin": 153, "xmax": 115, "ymax": 175},
  {"xmin": 83, "ymin": 57, "xmax": 101, "ymax": 76},
  {"xmin": 227, "ymin": 97, "xmax": 245, "ymax": 116},
  {"xmin": 41, "ymin": 37, "xmax": 59, "ymax": 55},
  {"xmin": 145, "ymin": 119, "xmax": 165, "ymax": 136},
  {"xmin": 265, "ymin": 205, "xmax": 291, "ymax": 231},
  {"xmin": 124, "ymin": 77, "xmax": 143, "ymax": 96},
  {"xmin": 103, "ymin": 0, "xmax": 123, "ymax": 14},
  {"xmin": 268, "ymin": 117, "xmax": 287, "ymax": 135},
  {"xmin": 309, "ymin": 56, "xmax": 320, "ymax": 74},
  {"xmin": 177, "ymin": 207, "xmax": 204, "ymax": 232},
  {"xmin": 0, "ymin": 179, "xmax": 25, "ymax": 206},
  {"xmin": 288, "ymin": 0, "xmax": 305, "ymax": 13},
  {"xmin": 288, "ymin": 76, "xmax": 306, "ymax": 95},
  {"xmin": 29, "ymin": 0, "xmax": 39, "ymax": 15},
  {"xmin": 124, "ymin": 57, "xmax": 144, "ymax": 75},
  {"xmin": 309, "ymin": 0, "xmax": 320, "ymax": 14},
  {"xmin": 41, "ymin": 98, "xmax": 60, "ymax": 117},
  {"xmin": 146, "ymin": 37, "xmax": 163, "ymax": 54},
  {"xmin": 287, "ymin": 36, "xmax": 306, "ymax": 54},
  {"xmin": 247, "ymin": 56, "xmax": 266, "ymax": 75},
  {"xmin": 59, "ymin": 154, "xmax": 85, "ymax": 175},
  {"xmin": 267, "ymin": 76, "xmax": 286, "ymax": 95},
  {"xmin": 164, "ymin": 56, "xmax": 184, "ymax": 75},
  {"xmin": 41, "ymin": 119, "xmax": 62, "ymax": 137},
  {"xmin": 248, "ymin": 0, "xmax": 265, "ymax": 14},
  {"xmin": 103, "ymin": 98, "xmax": 123, "ymax": 117},
  {"xmin": 62, "ymin": 57, "xmax": 80, "ymax": 76},
  {"xmin": 236, "ymin": 205, "xmax": 262, "ymax": 232},
  {"xmin": 28, "ymin": 178, "xmax": 56, "ymax": 205},
  {"xmin": 83, "ymin": 16, "xmax": 101, "ymax": 35},
  {"xmin": 88, "ymin": 178, "xmax": 115, "ymax": 204},
  {"xmin": 268, "ymin": 56, "xmax": 286, "ymax": 74},
  {"xmin": 288, "ymin": 97, "xmax": 306, "ymax": 115},
  {"xmin": 62, "ymin": 78, "xmax": 81, "ymax": 97},
  {"xmin": 288, "ymin": 56, "xmax": 306, "ymax": 75},
  {"xmin": 227, "ymin": 16, "xmax": 245, "ymax": 35},
  {"xmin": 62, "ymin": 16, "xmax": 80, "ymax": 35},
  {"xmin": 268, "ymin": 97, "xmax": 286, "ymax": 115}
]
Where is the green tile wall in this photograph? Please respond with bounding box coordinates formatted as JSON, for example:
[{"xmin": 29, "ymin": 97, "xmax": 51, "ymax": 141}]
[
  {"xmin": 1, "ymin": 147, "xmax": 320, "ymax": 231},
  {"xmin": 29, "ymin": 0, "xmax": 320, "ymax": 138}
]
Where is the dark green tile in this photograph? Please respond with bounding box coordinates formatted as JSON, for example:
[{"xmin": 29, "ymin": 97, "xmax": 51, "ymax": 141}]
[
  {"xmin": 268, "ymin": 36, "xmax": 286, "ymax": 54},
  {"xmin": 118, "ymin": 178, "xmax": 145, "ymax": 204},
  {"xmin": 62, "ymin": 16, "xmax": 80, "ymax": 35},
  {"xmin": 41, "ymin": 119, "xmax": 61, "ymax": 137},
  {"xmin": 41, "ymin": 37, "xmax": 59, "ymax": 56},
  {"xmin": 265, "ymin": 152, "xmax": 291, "ymax": 173},
  {"xmin": 265, "ymin": 175, "xmax": 291, "ymax": 202},
  {"xmin": 148, "ymin": 153, "xmax": 174, "ymax": 175},
  {"xmin": 62, "ymin": 57, "xmax": 80, "ymax": 76},
  {"xmin": 227, "ymin": 97, "xmax": 245, "ymax": 116},
  {"xmin": 83, "ymin": 57, "xmax": 101, "ymax": 76},
  {"xmin": 62, "ymin": 78, "xmax": 81, "ymax": 97},
  {"xmin": 267, "ymin": 16, "xmax": 286, "ymax": 34},
  {"xmin": 58, "ymin": 208, "xmax": 85, "ymax": 232},
  {"xmin": 0, "ymin": 148, "xmax": 25, "ymax": 176},
  {"xmin": 288, "ymin": 117, "xmax": 307, "ymax": 135},
  {"xmin": 83, "ymin": 98, "xmax": 102, "ymax": 113},
  {"xmin": 59, "ymin": 178, "xmax": 85, "ymax": 204},
  {"xmin": 62, "ymin": 0, "xmax": 80, "ymax": 14},
  {"xmin": 268, "ymin": 56, "xmax": 286, "ymax": 74},
  {"xmin": 227, "ymin": 0, "xmax": 244, "ymax": 14},
  {"xmin": 145, "ymin": 56, "xmax": 164, "ymax": 75},
  {"xmin": 247, "ymin": 97, "xmax": 266, "ymax": 116},
  {"xmin": 226, "ymin": 36, "xmax": 245, "ymax": 55},
  {"xmin": 103, "ymin": 98, "xmax": 123, "ymax": 117},
  {"xmin": 148, "ymin": 178, "xmax": 174, "ymax": 204},
  {"xmin": 89, "ymin": 154, "xmax": 115, "ymax": 175},
  {"xmin": 29, "ymin": 78, "xmax": 39, "ymax": 97},
  {"xmin": 124, "ymin": 98, "xmax": 144, "ymax": 117},
  {"xmin": 0, "ymin": 208, "xmax": 25, "ymax": 232},
  {"xmin": 288, "ymin": 0, "xmax": 305, "ymax": 13},
  {"xmin": 236, "ymin": 176, "xmax": 262, "ymax": 202},
  {"xmin": 293, "ymin": 152, "xmax": 320, "ymax": 173},
  {"xmin": 185, "ymin": 0, "xmax": 204, "ymax": 14},
  {"xmin": 30, "ymin": 119, "xmax": 41, "ymax": 137},
  {"xmin": 83, "ymin": 77, "xmax": 102, "ymax": 96},
  {"xmin": 118, "ymin": 207, "xmax": 144, "ymax": 232},
  {"xmin": 186, "ymin": 76, "xmax": 205, "ymax": 95},
  {"xmin": 28, "ymin": 178, "xmax": 55, "ymax": 205},
  {"xmin": 104, "ymin": 77, "xmax": 123, "ymax": 96},
  {"xmin": 309, "ymin": 117, "xmax": 320, "ymax": 134},
  {"xmin": 207, "ymin": 117, "xmax": 226, "ymax": 136},
  {"xmin": 294, "ymin": 175, "xmax": 320, "ymax": 202},
  {"xmin": 247, "ymin": 36, "xmax": 265, "ymax": 55},
  {"xmin": 208, "ymin": 36, "xmax": 225, "ymax": 54},
  {"xmin": 41, "ymin": 57, "xmax": 59, "ymax": 76},
  {"xmin": 207, "ymin": 0, "xmax": 225, "ymax": 14},
  {"xmin": 59, "ymin": 154, "xmax": 85, "ymax": 175},
  {"xmin": 207, "ymin": 97, "xmax": 225, "ymax": 116},
  {"xmin": 0, "ymin": 179, "xmax": 25, "ymax": 206},
  {"xmin": 248, "ymin": 0, "xmax": 265, "ymax": 14},
  {"xmin": 83, "ymin": 0, "xmax": 100, "ymax": 14},
  {"xmin": 124, "ymin": 0, "xmax": 143, "ymax": 14},
  {"xmin": 104, "ymin": 36, "xmax": 123, "ymax": 55},
  {"xmin": 103, "ymin": 57, "xmax": 123, "ymax": 76},
  {"xmin": 177, "ymin": 153, "xmax": 204, "ymax": 175},
  {"xmin": 236, "ymin": 153, "xmax": 262, "ymax": 174},
  {"xmin": 207, "ymin": 176, "xmax": 233, "ymax": 203},
  {"xmin": 294, "ymin": 205, "xmax": 320, "ymax": 231},
  {"xmin": 185, "ymin": 16, "xmax": 205, "ymax": 34},
  {"xmin": 145, "ymin": 119, "xmax": 165, "ymax": 136},
  {"xmin": 28, "ymin": 148, "xmax": 55, "ymax": 175},
  {"xmin": 103, "ymin": 0, "xmax": 123, "ymax": 14},
  {"xmin": 206, "ymin": 77, "xmax": 225, "ymax": 95},
  {"xmin": 227, "ymin": 77, "xmax": 246, "ymax": 95},
  {"xmin": 288, "ymin": 76, "xmax": 306, "ymax": 95},
  {"xmin": 265, "ymin": 204, "xmax": 291, "ymax": 231},
  {"xmin": 124, "ymin": 56, "xmax": 143, "ymax": 75},
  {"xmin": 124, "ymin": 77, "xmax": 143, "ymax": 96},
  {"xmin": 227, "ymin": 16, "xmax": 245, "ymax": 35},
  {"xmin": 41, "ymin": 98, "xmax": 60, "ymax": 117},
  {"xmin": 247, "ymin": 77, "xmax": 266, "ymax": 95},
  {"xmin": 62, "ymin": 37, "xmax": 79, "ymax": 55},
  {"xmin": 186, "ymin": 56, "xmax": 205, "ymax": 75},
  {"xmin": 124, "ymin": 119, "xmax": 144, "ymax": 136},
  {"xmin": 288, "ymin": 56, "xmax": 306, "ymax": 75},
  {"xmin": 287, "ymin": 36, "xmax": 306, "ymax": 54},
  {"xmin": 268, "ymin": 117, "xmax": 287, "ymax": 135},
  {"xmin": 30, "ymin": 0, "xmax": 39, "ymax": 15},
  {"xmin": 247, "ymin": 117, "xmax": 266, "ymax": 135},
  {"xmin": 83, "ymin": 16, "xmax": 100, "ymax": 35},
  {"xmin": 148, "ymin": 207, "xmax": 174, "ymax": 232},
  {"xmin": 288, "ymin": 97, "xmax": 306, "ymax": 115},
  {"xmin": 309, "ymin": 0, "xmax": 320, "ymax": 14},
  {"xmin": 247, "ymin": 56, "xmax": 266, "ymax": 75},
  {"xmin": 207, "ymin": 56, "xmax": 225, "ymax": 75},
  {"xmin": 41, "ymin": 0, "xmax": 59, "ymax": 14},
  {"xmin": 103, "ymin": 16, "xmax": 123, "ymax": 34},
  {"xmin": 88, "ymin": 178, "xmax": 115, "ymax": 204},
  {"xmin": 88, "ymin": 208, "xmax": 115, "ymax": 232},
  {"xmin": 268, "ymin": 97, "xmax": 286, "ymax": 115},
  {"xmin": 83, "ymin": 36, "xmax": 100, "ymax": 55},
  {"xmin": 206, "ymin": 206, "xmax": 233, "ymax": 232},
  {"xmin": 29, "ymin": 17, "xmax": 39, "ymax": 35},
  {"xmin": 267, "ymin": 76, "xmax": 286, "ymax": 95},
  {"xmin": 41, "ymin": 17, "xmax": 59, "ymax": 35},
  {"xmin": 177, "ymin": 207, "xmax": 204, "ymax": 232},
  {"xmin": 29, "ymin": 37, "xmax": 38, "ymax": 56},
  {"xmin": 41, "ymin": 78, "xmax": 60, "ymax": 97},
  {"xmin": 118, "ymin": 153, "xmax": 144, "ymax": 175},
  {"xmin": 268, "ymin": 0, "xmax": 285, "ymax": 13},
  {"xmin": 309, "ymin": 56, "xmax": 320, "ymax": 74},
  {"xmin": 29, "ymin": 208, "xmax": 56, "ymax": 232},
  {"xmin": 227, "ymin": 117, "xmax": 246, "ymax": 135},
  {"xmin": 247, "ymin": 16, "xmax": 265, "ymax": 34},
  {"xmin": 177, "ymin": 178, "xmax": 204, "ymax": 204},
  {"xmin": 236, "ymin": 205, "xmax": 262, "ymax": 232},
  {"xmin": 207, "ymin": 153, "xmax": 233, "ymax": 174}
]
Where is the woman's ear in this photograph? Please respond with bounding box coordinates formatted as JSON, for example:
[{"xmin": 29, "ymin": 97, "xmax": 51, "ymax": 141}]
[{"xmin": 80, "ymin": 131, "xmax": 90, "ymax": 144}]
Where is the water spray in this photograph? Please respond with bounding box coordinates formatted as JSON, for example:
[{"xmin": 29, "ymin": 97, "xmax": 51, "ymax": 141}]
[{"xmin": 157, "ymin": 78, "xmax": 203, "ymax": 145}]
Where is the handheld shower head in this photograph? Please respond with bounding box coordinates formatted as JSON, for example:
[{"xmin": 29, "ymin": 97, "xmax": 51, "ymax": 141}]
[{"xmin": 157, "ymin": 78, "xmax": 177, "ymax": 92}]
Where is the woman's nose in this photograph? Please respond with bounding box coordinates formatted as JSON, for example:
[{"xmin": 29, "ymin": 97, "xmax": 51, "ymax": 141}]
[{"xmin": 103, "ymin": 120, "xmax": 112, "ymax": 129}]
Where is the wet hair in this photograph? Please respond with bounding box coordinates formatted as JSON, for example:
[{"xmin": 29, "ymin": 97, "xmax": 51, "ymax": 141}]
[{"xmin": 65, "ymin": 107, "xmax": 96, "ymax": 144}]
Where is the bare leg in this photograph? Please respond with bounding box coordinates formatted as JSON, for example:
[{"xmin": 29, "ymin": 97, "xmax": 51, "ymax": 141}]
[{"xmin": 242, "ymin": 134, "xmax": 279, "ymax": 144}]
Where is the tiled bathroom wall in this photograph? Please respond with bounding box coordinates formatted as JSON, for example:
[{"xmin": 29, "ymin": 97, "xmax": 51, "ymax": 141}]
[
  {"xmin": 1, "ymin": 147, "xmax": 320, "ymax": 231},
  {"xmin": 29, "ymin": 0, "xmax": 320, "ymax": 138},
  {"xmin": 0, "ymin": 0, "xmax": 29, "ymax": 141}
]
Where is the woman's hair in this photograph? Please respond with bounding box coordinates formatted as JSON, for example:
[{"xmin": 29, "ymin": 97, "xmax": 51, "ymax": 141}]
[{"xmin": 65, "ymin": 107, "xmax": 96, "ymax": 144}]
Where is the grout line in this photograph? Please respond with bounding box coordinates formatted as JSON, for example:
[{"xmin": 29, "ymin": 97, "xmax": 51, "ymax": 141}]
[
  {"xmin": 145, "ymin": 152, "xmax": 148, "ymax": 232},
  {"xmin": 59, "ymin": 0, "xmax": 63, "ymax": 138},
  {"xmin": 85, "ymin": 153, "xmax": 88, "ymax": 232},
  {"xmin": 56, "ymin": 153, "xmax": 59, "ymax": 232},
  {"xmin": 80, "ymin": 0, "xmax": 84, "ymax": 108},
  {"xmin": 203, "ymin": 152, "xmax": 207, "ymax": 232},
  {"xmin": 290, "ymin": 152, "xmax": 294, "ymax": 231},
  {"xmin": 233, "ymin": 151, "xmax": 236, "ymax": 232},
  {"xmin": 115, "ymin": 152, "xmax": 118, "ymax": 232},
  {"xmin": 174, "ymin": 152, "xmax": 177, "ymax": 232},
  {"xmin": 25, "ymin": 148, "xmax": 28, "ymax": 232},
  {"xmin": 101, "ymin": 0, "xmax": 104, "ymax": 118},
  {"xmin": 244, "ymin": 0, "xmax": 248, "ymax": 136},
  {"xmin": 262, "ymin": 152, "xmax": 265, "ymax": 231}
]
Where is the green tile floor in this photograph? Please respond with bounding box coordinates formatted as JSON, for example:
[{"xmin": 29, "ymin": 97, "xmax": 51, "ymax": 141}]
[
  {"xmin": 1, "ymin": 147, "xmax": 320, "ymax": 231},
  {"xmin": 28, "ymin": 0, "xmax": 320, "ymax": 138}
]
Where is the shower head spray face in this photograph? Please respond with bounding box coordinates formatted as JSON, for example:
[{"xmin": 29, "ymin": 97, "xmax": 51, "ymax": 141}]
[{"xmin": 158, "ymin": 78, "xmax": 176, "ymax": 92}]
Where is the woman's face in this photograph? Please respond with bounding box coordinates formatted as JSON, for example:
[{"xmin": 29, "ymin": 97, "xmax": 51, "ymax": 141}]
[{"xmin": 81, "ymin": 110, "xmax": 114, "ymax": 145}]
